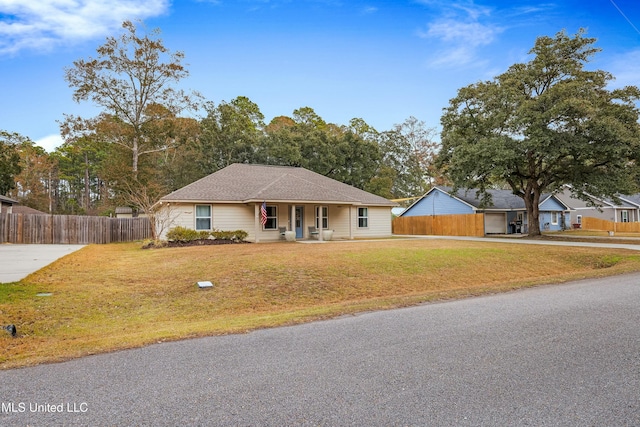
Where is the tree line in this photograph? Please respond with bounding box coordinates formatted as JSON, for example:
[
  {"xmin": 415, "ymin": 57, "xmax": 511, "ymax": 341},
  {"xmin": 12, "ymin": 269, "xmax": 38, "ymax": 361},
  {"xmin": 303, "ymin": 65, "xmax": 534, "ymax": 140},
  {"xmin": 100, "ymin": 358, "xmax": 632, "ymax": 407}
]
[
  {"xmin": 2, "ymin": 23, "xmax": 639, "ymax": 238},
  {"xmin": 1, "ymin": 21, "xmax": 439, "ymax": 217}
]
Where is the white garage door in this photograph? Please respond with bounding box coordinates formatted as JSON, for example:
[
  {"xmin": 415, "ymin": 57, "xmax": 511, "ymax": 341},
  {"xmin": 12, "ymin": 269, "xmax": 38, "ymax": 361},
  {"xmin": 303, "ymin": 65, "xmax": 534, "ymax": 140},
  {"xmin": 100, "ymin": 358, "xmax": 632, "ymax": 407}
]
[{"xmin": 484, "ymin": 213, "xmax": 506, "ymax": 234}]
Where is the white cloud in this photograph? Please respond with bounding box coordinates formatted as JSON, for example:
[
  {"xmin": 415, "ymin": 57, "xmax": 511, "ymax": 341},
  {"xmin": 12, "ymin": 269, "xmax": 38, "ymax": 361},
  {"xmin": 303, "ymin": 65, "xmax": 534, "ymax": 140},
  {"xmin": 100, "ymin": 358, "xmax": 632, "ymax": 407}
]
[
  {"xmin": 0, "ymin": 0, "xmax": 170, "ymax": 55},
  {"xmin": 420, "ymin": 20, "xmax": 503, "ymax": 68},
  {"xmin": 35, "ymin": 134, "xmax": 63, "ymax": 152},
  {"xmin": 417, "ymin": 1, "xmax": 505, "ymax": 69},
  {"xmin": 607, "ymin": 49, "xmax": 640, "ymax": 90},
  {"xmin": 425, "ymin": 20, "xmax": 499, "ymax": 46}
]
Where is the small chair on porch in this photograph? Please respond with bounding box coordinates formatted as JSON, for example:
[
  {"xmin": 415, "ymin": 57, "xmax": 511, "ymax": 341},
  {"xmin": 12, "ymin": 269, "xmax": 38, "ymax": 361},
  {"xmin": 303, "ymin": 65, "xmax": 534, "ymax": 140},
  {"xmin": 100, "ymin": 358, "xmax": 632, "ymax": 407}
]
[
  {"xmin": 279, "ymin": 227, "xmax": 287, "ymax": 240},
  {"xmin": 308, "ymin": 226, "xmax": 319, "ymax": 240}
]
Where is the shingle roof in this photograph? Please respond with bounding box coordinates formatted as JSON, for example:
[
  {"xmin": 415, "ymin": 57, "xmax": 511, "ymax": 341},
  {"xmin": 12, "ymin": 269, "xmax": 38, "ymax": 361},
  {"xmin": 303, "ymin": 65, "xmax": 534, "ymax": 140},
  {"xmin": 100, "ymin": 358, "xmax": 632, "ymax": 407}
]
[
  {"xmin": 0, "ymin": 195, "xmax": 18, "ymax": 204},
  {"xmin": 160, "ymin": 164, "xmax": 397, "ymax": 206},
  {"xmin": 437, "ymin": 186, "xmax": 560, "ymax": 210},
  {"xmin": 11, "ymin": 205, "xmax": 47, "ymax": 215},
  {"xmin": 620, "ymin": 194, "xmax": 640, "ymax": 206}
]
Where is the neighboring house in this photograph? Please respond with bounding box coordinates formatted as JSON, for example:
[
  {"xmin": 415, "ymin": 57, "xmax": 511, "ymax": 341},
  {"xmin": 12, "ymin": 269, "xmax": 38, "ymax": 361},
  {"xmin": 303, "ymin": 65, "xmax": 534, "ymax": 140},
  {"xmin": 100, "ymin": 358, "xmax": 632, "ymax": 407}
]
[
  {"xmin": 156, "ymin": 163, "xmax": 397, "ymax": 242},
  {"xmin": 554, "ymin": 187, "xmax": 640, "ymax": 226},
  {"xmin": 11, "ymin": 205, "xmax": 47, "ymax": 215},
  {"xmin": 115, "ymin": 207, "xmax": 148, "ymax": 219},
  {"xmin": 115, "ymin": 207, "xmax": 134, "ymax": 218},
  {"xmin": 400, "ymin": 186, "xmax": 570, "ymax": 234},
  {"xmin": 0, "ymin": 195, "xmax": 18, "ymax": 214}
]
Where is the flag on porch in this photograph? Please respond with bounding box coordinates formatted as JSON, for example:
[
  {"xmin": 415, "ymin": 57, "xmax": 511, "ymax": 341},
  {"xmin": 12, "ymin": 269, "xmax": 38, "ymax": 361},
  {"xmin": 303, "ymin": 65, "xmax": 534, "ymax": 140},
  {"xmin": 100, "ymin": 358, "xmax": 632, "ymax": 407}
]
[{"xmin": 260, "ymin": 202, "xmax": 267, "ymax": 226}]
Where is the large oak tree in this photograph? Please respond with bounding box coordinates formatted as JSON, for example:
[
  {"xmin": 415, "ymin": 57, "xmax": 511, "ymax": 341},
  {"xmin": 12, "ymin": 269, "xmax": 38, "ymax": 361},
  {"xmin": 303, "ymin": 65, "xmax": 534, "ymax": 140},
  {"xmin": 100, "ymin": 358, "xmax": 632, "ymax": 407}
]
[{"xmin": 437, "ymin": 29, "xmax": 640, "ymax": 236}]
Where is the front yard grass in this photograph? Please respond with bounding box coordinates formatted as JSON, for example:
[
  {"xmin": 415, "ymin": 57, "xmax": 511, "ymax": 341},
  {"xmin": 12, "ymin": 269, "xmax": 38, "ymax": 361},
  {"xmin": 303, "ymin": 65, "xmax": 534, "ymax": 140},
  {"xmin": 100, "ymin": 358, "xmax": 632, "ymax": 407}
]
[{"xmin": 2, "ymin": 238, "xmax": 640, "ymax": 369}]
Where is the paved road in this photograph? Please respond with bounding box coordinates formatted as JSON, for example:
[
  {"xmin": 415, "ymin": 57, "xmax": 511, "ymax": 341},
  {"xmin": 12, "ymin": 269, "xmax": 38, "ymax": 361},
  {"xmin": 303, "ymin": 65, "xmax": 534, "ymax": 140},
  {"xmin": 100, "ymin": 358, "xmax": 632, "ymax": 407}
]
[
  {"xmin": 1, "ymin": 273, "xmax": 639, "ymax": 426},
  {"xmin": 0, "ymin": 244, "xmax": 85, "ymax": 283}
]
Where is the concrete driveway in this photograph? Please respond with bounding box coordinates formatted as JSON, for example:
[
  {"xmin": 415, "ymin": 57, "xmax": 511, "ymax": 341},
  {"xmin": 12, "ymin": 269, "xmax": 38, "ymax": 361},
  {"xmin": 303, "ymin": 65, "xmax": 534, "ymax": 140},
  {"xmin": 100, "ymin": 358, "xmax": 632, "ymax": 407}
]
[{"xmin": 0, "ymin": 244, "xmax": 85, "ymax": 283}]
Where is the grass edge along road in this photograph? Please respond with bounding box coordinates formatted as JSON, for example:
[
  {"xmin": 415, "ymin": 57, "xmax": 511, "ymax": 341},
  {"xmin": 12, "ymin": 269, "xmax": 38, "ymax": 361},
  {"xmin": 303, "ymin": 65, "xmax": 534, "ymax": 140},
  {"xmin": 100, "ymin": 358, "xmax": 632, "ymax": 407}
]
[{"xmin": 2, "ymin": 238, "xmax": 640, "ymax": 369}]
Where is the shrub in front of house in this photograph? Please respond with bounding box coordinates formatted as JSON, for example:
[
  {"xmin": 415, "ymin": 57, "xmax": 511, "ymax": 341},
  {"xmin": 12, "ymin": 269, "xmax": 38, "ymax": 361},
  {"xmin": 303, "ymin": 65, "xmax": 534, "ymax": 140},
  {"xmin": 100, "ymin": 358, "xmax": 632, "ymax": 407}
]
[
  {"xmin": 166, "ymin": 226, "xmax": 204, "ymax": 242},
  {"xmin": 165, "ymin": 226, "xmax": 249, "ymax": 243},
  {"xmin": 212, "ymin": 230, "xmax": 249, "ymax": 241}
]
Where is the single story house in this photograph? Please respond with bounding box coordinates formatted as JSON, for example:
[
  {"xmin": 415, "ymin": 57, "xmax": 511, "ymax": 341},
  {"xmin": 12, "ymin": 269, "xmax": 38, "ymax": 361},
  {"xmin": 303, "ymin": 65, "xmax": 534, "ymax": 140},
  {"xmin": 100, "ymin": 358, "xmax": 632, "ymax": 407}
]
[
  {"xmin": 0, "ymin": 195, "xmax": 18, "ymax": 214},
  {"xmin": 156, "ymin": 163, "xmax": 397, "ymax": 242},
  {"xmin": 554, "ymin": 187, "xmax": 640, "ymax": 226},
  {"xmin": 400, "ymin": 186, "xmax": 570, "ymax": 234}
]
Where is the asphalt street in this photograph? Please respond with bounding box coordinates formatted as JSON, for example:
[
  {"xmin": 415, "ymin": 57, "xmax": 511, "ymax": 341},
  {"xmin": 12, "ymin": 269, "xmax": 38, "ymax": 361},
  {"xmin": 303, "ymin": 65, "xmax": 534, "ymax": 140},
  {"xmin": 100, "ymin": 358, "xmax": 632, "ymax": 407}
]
[{"xmin": 1, "ymin": 273, "xmax": 639, "ymax": 426}]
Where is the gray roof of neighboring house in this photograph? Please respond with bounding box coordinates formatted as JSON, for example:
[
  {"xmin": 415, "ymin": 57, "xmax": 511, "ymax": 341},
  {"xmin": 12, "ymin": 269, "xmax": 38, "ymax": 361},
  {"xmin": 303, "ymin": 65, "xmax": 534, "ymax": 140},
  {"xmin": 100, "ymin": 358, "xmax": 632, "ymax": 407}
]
[
  {"xmin": 556, "ymin": 186, "xmax": 640, "ymax": 208},
  {"xmin": 0, "ymin": 195, "xmax": 18, "ymax": 204},
  {"xmin": 436, "ymin": 186, "xmax": 565, "ymax": 210},
  {"xmin": 160, "ymin": 163, "xmax": 397, "ymax": 206},
  {"xmin": 620, "ymin": 194, "xmax": 640, "ymax": 206},
  {"xmin": 11, "ymin": 205, "xmax": 47, "ymax": 215}
]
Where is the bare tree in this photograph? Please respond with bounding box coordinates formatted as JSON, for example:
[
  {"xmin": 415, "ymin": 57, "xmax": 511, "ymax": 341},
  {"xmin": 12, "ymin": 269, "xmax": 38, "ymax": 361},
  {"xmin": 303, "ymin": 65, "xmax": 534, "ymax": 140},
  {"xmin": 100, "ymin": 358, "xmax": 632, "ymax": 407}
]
[{"xmin": 64, "ymin": 20, "xmax": 200, "ymax": 177}]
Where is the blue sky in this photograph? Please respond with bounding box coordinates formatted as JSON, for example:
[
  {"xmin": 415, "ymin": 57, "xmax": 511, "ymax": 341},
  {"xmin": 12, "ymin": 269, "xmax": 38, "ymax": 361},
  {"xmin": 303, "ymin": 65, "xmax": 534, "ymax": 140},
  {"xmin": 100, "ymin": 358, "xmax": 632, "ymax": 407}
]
[{"xmin": 1, "ymin": 0, "xmax": 639, "ymax": 152}]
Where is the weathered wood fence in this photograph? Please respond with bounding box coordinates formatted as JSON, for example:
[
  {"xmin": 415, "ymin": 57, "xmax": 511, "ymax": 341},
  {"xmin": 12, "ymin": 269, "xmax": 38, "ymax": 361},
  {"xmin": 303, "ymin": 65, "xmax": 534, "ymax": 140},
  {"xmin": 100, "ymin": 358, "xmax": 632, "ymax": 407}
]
[
  {"xmin": 581, "ymin": 217, "xmax": 640, "ymax": 233},
  {"xmin": 0, "ymin": 213, "xmax": 152, "ymax": 244},
  {"xmin": 393, "ymin": 213, "xmax": 485, "ymax": 237}
]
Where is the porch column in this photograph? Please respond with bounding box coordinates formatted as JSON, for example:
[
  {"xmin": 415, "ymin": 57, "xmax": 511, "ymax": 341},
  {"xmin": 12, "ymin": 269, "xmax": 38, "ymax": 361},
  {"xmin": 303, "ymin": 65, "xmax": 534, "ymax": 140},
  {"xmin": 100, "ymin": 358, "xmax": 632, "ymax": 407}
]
[
  {"xmin": 290, "ymin": 205, "xmax": 295, "ymax": 232},
  {"xmin": 318, "ymin": 206, "xmax": 323, "ymax": 241},
  {"xmin": 349, "ymin": 206, "xmax": 353, "ymax": 239},
  {"xmin": 254, "ymin": 203, "xmax": 260, "ymax": 243}
]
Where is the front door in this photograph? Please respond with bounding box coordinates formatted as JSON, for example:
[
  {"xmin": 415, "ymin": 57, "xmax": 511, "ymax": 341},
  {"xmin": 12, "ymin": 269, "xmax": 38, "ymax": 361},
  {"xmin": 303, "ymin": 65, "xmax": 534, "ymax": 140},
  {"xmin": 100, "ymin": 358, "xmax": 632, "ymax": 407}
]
[{"xmin": 295, "ymin": 206, "xmax": 304, "ymax": 238}]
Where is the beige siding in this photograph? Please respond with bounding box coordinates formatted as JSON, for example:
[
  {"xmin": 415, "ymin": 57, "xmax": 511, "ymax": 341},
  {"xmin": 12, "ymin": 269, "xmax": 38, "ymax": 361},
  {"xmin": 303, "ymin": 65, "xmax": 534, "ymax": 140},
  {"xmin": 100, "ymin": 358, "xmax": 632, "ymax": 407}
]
[
  {"xmin": 255, "ymin": 203, "xmax": 288, "ymax": 242},
  {"xmin": 158, "ymin": 202, "xmax": 393, "ymax": 241},
  {"xmin": 329, "ymin": 205, "xmax": 351, "ymax": 238},
  {"xmin": 158, "ymin": 203, "xmax": 257, "ymax": 240},
  {"xmin": 158, "ymin": 203, "xmax": 196, "ymax": 238},
  {"xmin": 351, "ymin": 206, "xmax": 393, "ymax": 238}
]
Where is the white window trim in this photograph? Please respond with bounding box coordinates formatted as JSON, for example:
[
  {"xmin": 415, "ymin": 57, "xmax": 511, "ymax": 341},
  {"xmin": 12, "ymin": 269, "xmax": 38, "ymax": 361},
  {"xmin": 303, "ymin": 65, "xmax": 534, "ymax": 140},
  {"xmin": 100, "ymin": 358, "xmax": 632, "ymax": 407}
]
[
  {"xmin": 315, "ymin": 206, "xmax": 328, "ymax": 229},
  {"xmin": 263, "ymin": 205, "xmax": 278, "ymax": 230},
  {"xmin": 551, "ymin": 212, "xmax": 558, "ymax": 225},
  {"xmin": 195, "ymin": 204, "xmax": 212, "ymax": 231},
  {"xmin": 358, "ymin": 207, "xmax": 369, "ymax": 228},
  {"xmin": 621, "ymin": 210, "xmax": 629, "ymax": 223}
]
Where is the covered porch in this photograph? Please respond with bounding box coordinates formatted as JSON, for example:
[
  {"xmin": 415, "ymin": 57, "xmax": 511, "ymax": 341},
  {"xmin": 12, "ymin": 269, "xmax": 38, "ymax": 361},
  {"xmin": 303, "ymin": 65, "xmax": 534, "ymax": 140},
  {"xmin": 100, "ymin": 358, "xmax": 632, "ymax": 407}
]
[{"xmin": 252, "ymin": 202, "xmax": 374, "ymax": 242}]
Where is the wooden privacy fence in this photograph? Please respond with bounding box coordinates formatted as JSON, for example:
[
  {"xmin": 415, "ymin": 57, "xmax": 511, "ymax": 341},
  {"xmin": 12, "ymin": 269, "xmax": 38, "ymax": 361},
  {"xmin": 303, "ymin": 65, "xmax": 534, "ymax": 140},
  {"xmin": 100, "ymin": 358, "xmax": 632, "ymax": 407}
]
[
  {"xmin": 393, "ymin": 213, "xmax": 485, "ymax": 237},
  {"xmin": 581, "ymin": 217, "xmax": 640, "ymax": 233},
  {"xmin": 0, "ymin": 213, "xmax": 152, "ymax": 244}
]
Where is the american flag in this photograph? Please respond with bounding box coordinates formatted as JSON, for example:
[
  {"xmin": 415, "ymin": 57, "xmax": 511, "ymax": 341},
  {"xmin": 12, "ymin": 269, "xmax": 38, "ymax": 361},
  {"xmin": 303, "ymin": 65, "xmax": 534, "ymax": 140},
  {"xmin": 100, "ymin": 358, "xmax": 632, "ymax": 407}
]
[{"xmin": 260, "ymin": 202, "xmax": 267, "ymax": 226}]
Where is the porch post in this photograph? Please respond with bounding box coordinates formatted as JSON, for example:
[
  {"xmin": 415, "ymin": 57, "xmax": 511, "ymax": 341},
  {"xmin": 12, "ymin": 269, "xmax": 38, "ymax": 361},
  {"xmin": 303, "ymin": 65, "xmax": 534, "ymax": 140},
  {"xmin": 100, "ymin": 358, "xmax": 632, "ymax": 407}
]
[
  {"xmin": 349, "ymin": 206, "xmax": 353, "ymax": 239},
  {"xmin": 290, "ymin": 205, "xmax": 295, "ymax": 232},
  {"xmin": 318, "ymin": 206, "xmax": 323, "ymax": 241},
  {"xmin": 254, "ymin": 203, "xmax": 260, "ymax": 243}
]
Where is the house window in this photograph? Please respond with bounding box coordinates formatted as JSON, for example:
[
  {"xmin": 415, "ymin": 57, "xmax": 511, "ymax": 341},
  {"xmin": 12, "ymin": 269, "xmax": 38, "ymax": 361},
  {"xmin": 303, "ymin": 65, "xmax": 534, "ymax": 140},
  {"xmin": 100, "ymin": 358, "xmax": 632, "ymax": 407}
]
[
  {"xmin": 577, "ymin": 215, "xmax": 582, "ymax": 224},
  {"xmin": 551, "ymin": 212, "xmax": 558, "ymax": 225},
  {"xmin": 264, "ymin": 205, "xmax": 278, "ymax": 230},
  {"xmin": 315, "ymin": 206, "xmax": 328, "ymax": 229},
  {"xmin": 195, "ymin": 205, "xmax": 211, "ymax": 230},
  {"xmin": 621, "ymin": 210, "xmax": 629, "ymax": 223},
  {"xmin": 358, "ymin": 207, "xmax": 369, "ymax": 228}
]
